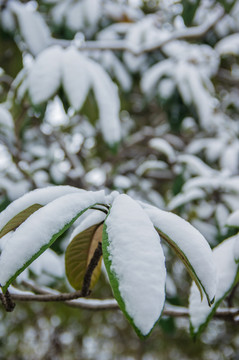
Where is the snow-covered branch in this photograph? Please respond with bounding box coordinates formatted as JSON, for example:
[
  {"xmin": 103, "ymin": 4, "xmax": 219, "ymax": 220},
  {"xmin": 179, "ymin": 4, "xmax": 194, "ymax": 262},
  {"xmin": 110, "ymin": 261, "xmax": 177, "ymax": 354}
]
[
  {"xmin": 1, "ymin": 289, "xmax": 238, "ymax": 321},
  {"xmin": 50, "ymin": 7, "xmax": 224, "ymax": 55}
]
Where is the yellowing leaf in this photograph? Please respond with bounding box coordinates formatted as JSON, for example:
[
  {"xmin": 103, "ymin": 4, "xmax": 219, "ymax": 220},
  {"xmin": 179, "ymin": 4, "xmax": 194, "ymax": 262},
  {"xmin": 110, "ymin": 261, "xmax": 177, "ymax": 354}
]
[
  {"xmin": 0, "ymin": 204, "xmax": 43, "ymax": 239},
  {"xmin": 65, "ymin": 224, "xmax": 103, "ymax": 290}
]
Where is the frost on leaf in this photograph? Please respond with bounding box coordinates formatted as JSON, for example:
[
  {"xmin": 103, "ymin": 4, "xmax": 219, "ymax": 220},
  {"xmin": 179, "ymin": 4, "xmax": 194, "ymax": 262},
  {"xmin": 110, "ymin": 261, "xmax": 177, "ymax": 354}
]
[
  {"xmin": 65, "ymin": 211, "xmax": 106, "ymax": 290},
  {"xmin": 141, "ymin": 202, "xmax": 217, "ymax": 305},
  {"xmin": 0, "ymin": 190, "xmax": 106, "ymax": 292},
  {"xmin": 102, "ymin": 194, "xmax": 166, "ymax": 338},
  {"xmin": 189, "ymin": 236, "xmax": 239, "ymax": 337}
]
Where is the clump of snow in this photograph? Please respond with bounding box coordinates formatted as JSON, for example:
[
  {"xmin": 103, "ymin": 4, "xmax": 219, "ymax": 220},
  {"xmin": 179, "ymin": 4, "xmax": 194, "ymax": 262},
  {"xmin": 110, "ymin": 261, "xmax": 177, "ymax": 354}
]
[
  {"xmin": 0, "ymin": 185, "xmax": 85, "ymax": 234},
  {"xmin": 9, "ymin": 2, "xmax": 50, "ymax": 55},
  {"xmin": 189, "ymin": 236, "xmax": 238, "ymax": 335},
  {"xmin": 140, "ymin": 202, "xmax": 217, "ymax": 303},
  {"xmin": 28, "ymin": 46, "xmax": 63, "ymax": 104},
  {"xmin": 0, "ymin": 190, "xmax": 107, "ymax": 288},
  {"xmin": 69, "ymin": 211, "xmax": 106, "ymax": 242},
  {"xmin": 104, "ymin": 194, "xmax": 166, "ymax": 336},
  {"xmin": 226, "ymin": 210, "xmax": 239, "ymax": 228}
]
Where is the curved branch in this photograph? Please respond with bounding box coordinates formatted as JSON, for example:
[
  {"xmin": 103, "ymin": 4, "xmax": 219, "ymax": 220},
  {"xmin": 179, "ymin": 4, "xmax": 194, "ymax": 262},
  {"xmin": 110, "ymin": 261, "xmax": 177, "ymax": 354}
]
[
  {"xmin": 50, "ymin": 7, "xmax": 224, "ymax": 55},
  {"xmin": 1, "ymin": 288, "xmax": 238, "ymax": 321}
]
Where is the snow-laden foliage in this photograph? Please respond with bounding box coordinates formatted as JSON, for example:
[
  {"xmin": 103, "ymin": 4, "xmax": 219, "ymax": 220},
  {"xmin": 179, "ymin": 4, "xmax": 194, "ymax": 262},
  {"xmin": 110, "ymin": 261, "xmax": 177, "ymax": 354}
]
[
  {"xmin": 0, "ymin": 0, "xmax": 239, "ymax": 354},
  {"xmin": 0, "ymin": 187, "xmax": 216, "ymax": 337}
]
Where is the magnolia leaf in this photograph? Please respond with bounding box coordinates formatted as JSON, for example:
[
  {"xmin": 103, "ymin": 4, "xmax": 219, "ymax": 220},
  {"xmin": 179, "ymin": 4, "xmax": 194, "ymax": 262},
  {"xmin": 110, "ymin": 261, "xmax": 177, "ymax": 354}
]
[
  {"xmin": 0, "ymin": 204, "xmax": 42, "ymax": 239},
  {"xmin": 102, "ymin": 194, "xmax": 166, "ymax": 338},
  {"xmin": 62, "ymin": 47, "xmax": 91, "ymax": 111},
  {"xmin": 28, "ymin": 46, "xmax": 63, "ymax": 104},
  {"xmin": 0, "ymin": 190, "xmax": 107, "ymax": 292},
  {"xmin": 226, "ymin": 210, "xmax": 239, "ymax": 229},
  {"xmin": 0, "ymin": 186, "xmax": 84, "ymax": 239},
  {"xmin": 65, "ymin": 223, "xmax": 103, "ymax": 290},
  {"xmin": 189, "ymin": 236, "xmax": 239, "ymax": 337},
  {"xmin": 88, "ymin": 59, "xmax": 121, "ymax": 147},
  {"xmin": 140, "ymin": 202, "xmax": 217, "ymax": 305}
]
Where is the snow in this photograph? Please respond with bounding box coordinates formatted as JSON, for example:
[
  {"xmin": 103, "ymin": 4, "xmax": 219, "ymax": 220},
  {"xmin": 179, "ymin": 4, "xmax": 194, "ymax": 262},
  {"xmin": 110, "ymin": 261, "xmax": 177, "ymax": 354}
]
[
  {"xmin": 189, "ymin": 236, "xmax": 239, "ymax": 335},
  {"xmin": 136, "ymin": 160, "xmax": 168, "ymax": 176},
  {"xmin": 226, "ymin": 210, "xmax": 239, "ymax": 228},
  {"xmin": 9, "ymin": 2, "xmax": 50, "ymax": 56},
  {"xmin": 234, "ymin": 235, "xmax": 239, "ymax": 262},
  {"xmin": 178, "ymin": 154, "xmax": 215, "ymax": 176},
  {"xmin": 168, "ymin": 188, "xmax": 205, "ymax": 210},
  {"xmin": 89, "ymin": 59, "xmax": 121, "ymax": 146},
  {"xmin": 0, "ymin": 186, "xmax": 85, "ymax": 234},
  {"xmin": 140, "ymin": 202, "xmax": 217, "ymax": 303},
  {"xmin": 28, "ymin": 46, "xmax": 63, "ymax": 104},
  {"xmin": 104, "ymin": 194, "xmax": 166, "ymax": 336},
  {"xmin": 70, "ymin": 211, "xmax": 106, "ymax": 242},
  {"xmin": 216, "ymin": 34, "xmax": 239, "ymax": 56},
  {"xmin": 149, "ymin": 138, "xmax": 176, "ymax": 163},
  {"xmin": 0, "ymin": 190, "xmax": 107, "ymax": 288},
  {"xmin": 62, "ymin": 48, "xmax": 91, "ymax": 111}
]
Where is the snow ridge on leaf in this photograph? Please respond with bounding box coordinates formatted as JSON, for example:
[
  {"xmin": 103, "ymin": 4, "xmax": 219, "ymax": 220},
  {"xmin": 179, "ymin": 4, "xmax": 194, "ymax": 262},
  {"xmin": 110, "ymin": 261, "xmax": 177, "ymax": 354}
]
[
  {"xmin": 140, "ymin": 202, "xmax": 217, "ymax": 305},
  {"xmin": 0, "ymin": 190, "xmax": 107, "ymax": 292},
  {"xmin": 189, "ymin": 236, "xmax": 239, "ymax": 337},
  {"xmin": 0, "ymin": 186, "xmax": 85, "ymax": 238},
  {"xmin": 102, "ymin": 194, "xmax": 166, "ymax": 338}
]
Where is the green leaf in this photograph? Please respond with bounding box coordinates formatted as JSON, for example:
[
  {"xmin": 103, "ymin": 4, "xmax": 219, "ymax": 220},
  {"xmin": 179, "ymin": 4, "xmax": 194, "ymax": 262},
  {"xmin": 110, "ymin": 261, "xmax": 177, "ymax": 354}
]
[
  {"xmin": 182, "ymin": 0, "xmax": 200, "ymax": 26},
  {"xmin": 217, "ymin": 0, "xmax": 236, "ymax": 13},
  {"xmin": 102, "ymin": 195, "xmax": 166, "ymax": 338},
  {"xmin": 65, "ymin": 224, "xmax": 103, "ymax": 290},
  {"xmin": 0, "ymin": 190, "xmax": 107, "ymax": 292},
  {"xmin": 141, "ymin": 203, "xmax": 217, "ymax": 305},
  {"xmin": 0, "ymin": 204, "xmax": 43, "ymax": 239},
  {"xmin": 189, "ymin": 235, "xmax": 239, "ymax": 337}
]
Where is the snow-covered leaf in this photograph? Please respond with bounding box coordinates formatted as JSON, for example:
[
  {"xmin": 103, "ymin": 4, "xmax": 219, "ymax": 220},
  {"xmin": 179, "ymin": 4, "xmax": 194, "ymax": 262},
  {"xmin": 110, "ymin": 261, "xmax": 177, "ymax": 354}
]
[
  {"xmin": 10, "ymin": 2, "xmax": 50, "ymax": 56},
  {"xmin": 189, "ymin": 236, "xmax": 239, "ymax": 337},
  {"xmin": 62, "ymin": 48, "xmax": 91, "ymax": 111},
  {"xmin": 0, "ymin": 186, "xmax": 84, "ymax": 238},
  {"xmin": 102, "ymin": 194, "xmax": 166, "ymax": 338},
  {"xmin": 226, "ymin": 210, "xmax": 239, "ymax": 229},
  {"xmin": 141, "ymin": 203, "xmax": 217, "ymax": 305},
  {"xmin": 65, "ymin": 211, "xmax": 105, "ymax": 290},
  {"xmin": 28, "ymin": 46, "xmax": 63, "ymax": 104},
  {"xmin": 216, "ymin": 34, "xmax": 239, "ymax": 56},
  {"xmin": 89, "ymin": 59, "xmax": 121, "ymax": 146},
  {"xmin": 0, "ymin": 190, "xmax": 107, "ymax": 292}
]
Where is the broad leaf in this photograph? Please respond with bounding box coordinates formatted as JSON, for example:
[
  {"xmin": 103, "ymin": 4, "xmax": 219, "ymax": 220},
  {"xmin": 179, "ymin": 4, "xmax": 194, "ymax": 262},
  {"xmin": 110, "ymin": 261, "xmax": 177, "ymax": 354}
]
[
  {"xmin": 102, "ymin": 194, "xmax": 166, "ymax": 338},
  {"xmin": 140, "ymin": 202, "xmax": 217, "ymax": 305},
  {"xmin": 0, "ymin": 186, "xmax": 84, "ymax": 239},
  {"xmin": 226, "ymin": 209, "xmax": 239, "ymax": 229},
  {"xmin": 0, "ymin": 190, "xmax": 107, "ymax": 292},
  {"xmin": 62, "ymin": 48, "xmax": 91, "ymax": 111},
  {"xmin": 65, "ymin": 211, "xmax": 105, "ymax": 290},
  {"xmin": 189, "ymin": 236, "xmax": 239, "ymax": 337},
  {"xmin": 28, "ymin": 46, "xmax": 63, "ymax": 104}
]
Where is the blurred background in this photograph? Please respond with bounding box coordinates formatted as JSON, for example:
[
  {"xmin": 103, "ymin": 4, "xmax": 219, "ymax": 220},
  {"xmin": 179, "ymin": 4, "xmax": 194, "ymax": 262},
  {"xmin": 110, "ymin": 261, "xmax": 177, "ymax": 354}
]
[{"xmin": 0, "ymin": 0, "xmax": 239, "ymax": 358}]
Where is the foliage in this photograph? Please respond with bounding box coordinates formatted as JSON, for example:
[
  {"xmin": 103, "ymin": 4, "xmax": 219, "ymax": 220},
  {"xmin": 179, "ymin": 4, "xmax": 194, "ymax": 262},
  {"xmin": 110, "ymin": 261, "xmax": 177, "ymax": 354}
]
[{"xmin": 0, "ymin": 0, "xmax": 239, "ymax": 358}]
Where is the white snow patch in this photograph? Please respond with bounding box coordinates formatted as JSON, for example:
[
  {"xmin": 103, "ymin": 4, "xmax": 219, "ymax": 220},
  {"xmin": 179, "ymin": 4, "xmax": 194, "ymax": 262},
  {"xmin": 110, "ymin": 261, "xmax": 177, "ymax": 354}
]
[
  {"xmin": 70, "ymin": 211, "xmax": 106, "ymax": 242},
  {"xmin": 105, "ymin": 194, "xmax": 166, "ymax": 336},
  {"xmin": 28, "ymin": 46, "xmax": 63, "ymax": 104},
  {"xmin": 140, "ymin": 202, "xmax": 217, "ymax": 302},
  {"xmin": 0, "ymin": 190, "xmax": 107, "ymax": 287},
  {"xmin": 62, "ymin": 48, "xmax": 91, "ymax": 111},
  {"xmin": 0, "ymin": 186, "xmax": 85, "ymax": 233},
  {"xmin": 226, "ymin": 210, "xmax": 239, "ymax": 228},
  {"xmin": 189, "ymin": 236, "xmax": 238, "ymax": 334}
]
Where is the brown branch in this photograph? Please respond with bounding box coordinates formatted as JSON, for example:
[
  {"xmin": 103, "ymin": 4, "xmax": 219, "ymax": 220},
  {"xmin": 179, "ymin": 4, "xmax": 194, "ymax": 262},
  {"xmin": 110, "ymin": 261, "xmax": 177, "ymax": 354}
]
[{"xmin": 81, "ymin": 241, "xmax": 103, "ymax": 297}]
